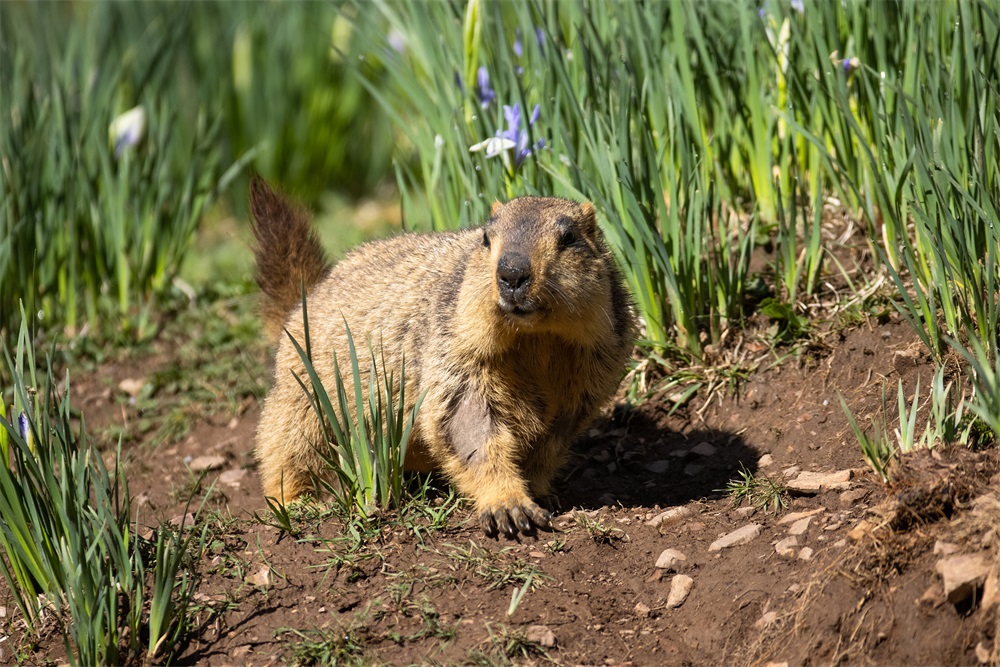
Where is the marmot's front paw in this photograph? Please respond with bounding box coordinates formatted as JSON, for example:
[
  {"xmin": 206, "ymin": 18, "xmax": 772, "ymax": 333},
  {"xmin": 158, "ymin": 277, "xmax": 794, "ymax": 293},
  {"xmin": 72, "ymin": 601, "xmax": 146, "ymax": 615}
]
[{"xmin": 479, "ymin": 500, "xmax": 552, "ymax": 538}]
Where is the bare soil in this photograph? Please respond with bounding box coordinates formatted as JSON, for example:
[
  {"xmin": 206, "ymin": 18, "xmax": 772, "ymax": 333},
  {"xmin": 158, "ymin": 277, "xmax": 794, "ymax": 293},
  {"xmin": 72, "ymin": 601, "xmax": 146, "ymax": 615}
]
[{"xmin": 4, "ymin": 299, "xmax": 1000, "ymax": 666}]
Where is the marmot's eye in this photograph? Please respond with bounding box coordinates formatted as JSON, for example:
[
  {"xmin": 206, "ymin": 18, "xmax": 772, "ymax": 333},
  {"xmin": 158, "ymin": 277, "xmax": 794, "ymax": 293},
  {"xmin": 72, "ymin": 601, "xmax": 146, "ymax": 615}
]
[
  {"xmin": 483, "ymin": 229, "xmax": 491, "ymax": 248},
  {"xmin": 558, "ymin": 227, "xmax": 579, "ymax": 249}
]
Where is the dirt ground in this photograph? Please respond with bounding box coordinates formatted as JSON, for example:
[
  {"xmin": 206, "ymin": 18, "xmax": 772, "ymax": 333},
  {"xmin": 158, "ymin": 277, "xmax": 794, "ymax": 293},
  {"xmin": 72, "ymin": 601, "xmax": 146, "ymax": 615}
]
[{"xmin": 4, "ymin": 280, "xmax": 1000, "ymax": 666}]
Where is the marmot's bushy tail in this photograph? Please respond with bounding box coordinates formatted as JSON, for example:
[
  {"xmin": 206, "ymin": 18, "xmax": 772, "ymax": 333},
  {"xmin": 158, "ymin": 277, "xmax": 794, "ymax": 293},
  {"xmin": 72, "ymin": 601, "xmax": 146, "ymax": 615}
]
[{"xmin": 249, "ymin": 176, "xmax": 330, "ymax": 342}]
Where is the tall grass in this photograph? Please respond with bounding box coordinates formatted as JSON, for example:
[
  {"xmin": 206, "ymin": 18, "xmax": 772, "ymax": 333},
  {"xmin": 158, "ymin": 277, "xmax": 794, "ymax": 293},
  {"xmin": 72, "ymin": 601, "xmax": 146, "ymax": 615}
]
[
  {"xmin": 286, "ymin": 295, "xmax": 422, "ymax": 518},
  {"xmin": 0, "ymin": 309, "xmax": 203, "ymax": 664}
]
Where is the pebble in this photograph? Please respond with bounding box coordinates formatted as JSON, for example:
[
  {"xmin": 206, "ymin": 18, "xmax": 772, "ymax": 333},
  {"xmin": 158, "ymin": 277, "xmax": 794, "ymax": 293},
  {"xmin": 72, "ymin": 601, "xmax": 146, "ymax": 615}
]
[
  {"xmin": 936, "ymin": 554, "xmax": 991, "ymax": 604},
  {"xmin": 634, "ymin": 602, "xmax": 651, "ymax": 618},
  {"xmin": 774, "ymin": 536, "xmax": 798, "ymax": 557},
  {"xmin": 778, "ymin": 508, "xmax": 824, "ymax": 525},
  {"xmin": 247, "ymin": 565, "xmax": 271, "ymax": 588},
  {"xmin": 646, "ymin": 506, "xmax": 692, "ymax": 528},
  {"xmin": 734, "ymin": 506, "xmax": 756, "ymax": 518},
  {"xmin": 787, "ymin": 517, "xmax": 813, "ymax": 536},
  {"xmin": 645, "ymin": 460, "xmax": 670, "ymax": 474},
  {"xmin": 797, "ymin": 547, "xmax": 814, "ymax": 561},
  {"xmin": 782, "ymin": 466, "xmax": 800, "ymax": 478},
  {"xmin": 758, "ymin": 453, "xmax": 774, "ymax": 467},
  {"xmin": 117, "ymin": 377, "xmax": 146, "ymax": 397},
  {"xmin": 655, "ymin": 548, "xmax": 688, "ymax": 570},
  {"xmin": 683, "ymin": 463, "xmax": 703, "ymax": 477},
  {"xmin": 189, "ymin": 455, "xmax": 227, "ymax": 472},
  {"xmin": 666, "ymin": 575, "xmax": 693, "ymax": 608},
  {"xmin": 786, "ymin": 469, "xmax": 852, "ymax": 493},
  {"xmin": 709, "ymin": 523, "xmax": 762, "ymax": 552},
  {"xmin": 933, "ymin": 540, "xmax": 960, "ymax": 556},
  {"xmin": 219, "ymin": 469, "xmax": 248, "ymax": 487},
  {"xmin": 690, "ymin": 442, "xmax": 716, "ymax": 457},
  {"xmin": 755, "ymin": 610, "xmax": 778, "ymax": 628},
  {"xmin": 526, "ymin": 625, "xmax": 556, "ymax": 647}
]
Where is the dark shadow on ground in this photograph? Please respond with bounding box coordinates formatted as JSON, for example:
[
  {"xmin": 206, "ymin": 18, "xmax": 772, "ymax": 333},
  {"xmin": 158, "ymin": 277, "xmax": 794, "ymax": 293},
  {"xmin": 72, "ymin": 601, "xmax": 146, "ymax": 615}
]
[{"xmin": 553, "ymin": 406, "xmax": 760, "ymax": 512}]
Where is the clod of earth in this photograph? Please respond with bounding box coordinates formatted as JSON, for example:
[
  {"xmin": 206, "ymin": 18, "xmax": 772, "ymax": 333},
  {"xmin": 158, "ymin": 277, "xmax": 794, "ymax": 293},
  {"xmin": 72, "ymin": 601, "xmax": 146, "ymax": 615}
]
[
  {"xmin": 709, "ymin": 523, "xmax": 762, "ymax": 552},
  {"xmin": 935, "ymin": 554, "xmax": 991, "ymax": 605}
]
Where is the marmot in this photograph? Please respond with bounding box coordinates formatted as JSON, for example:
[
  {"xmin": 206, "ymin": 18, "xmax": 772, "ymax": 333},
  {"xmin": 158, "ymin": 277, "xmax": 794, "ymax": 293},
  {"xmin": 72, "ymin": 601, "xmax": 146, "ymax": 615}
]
[{"xmin": 249, "ymin": 177, "xmax": 637, "ymax": 537}]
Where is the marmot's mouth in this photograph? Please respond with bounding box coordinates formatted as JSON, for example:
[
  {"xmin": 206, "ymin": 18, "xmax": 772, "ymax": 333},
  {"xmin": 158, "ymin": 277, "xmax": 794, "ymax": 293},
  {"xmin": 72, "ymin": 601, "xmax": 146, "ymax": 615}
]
[{"xmin": 498, "ymin": 297, "xmax": 540, "ymax": 318}]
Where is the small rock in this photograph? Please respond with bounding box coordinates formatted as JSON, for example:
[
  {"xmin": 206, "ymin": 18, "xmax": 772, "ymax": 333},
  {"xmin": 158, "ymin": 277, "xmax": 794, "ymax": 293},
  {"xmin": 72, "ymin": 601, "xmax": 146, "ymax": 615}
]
[
  {"xmin": 227, "ymin": 416, "xmax": 240, "ymax": 430},
  {"xmin": 758, "ymin": 453, "xmax": 774, "ymax": 467},
  {"xmin": 690, "ymin": 442, "xmax": 716, "ymax": 457},
  {"xmin": 764, "ymin": 662, "xmax": 789, "ymax": 667},
  {"xmin": 982, "ymin": 570, "xmax": 1000, "ymax": 610},
  {"xmin": 709, "ymin": 523, "xmax": 762, "ymax": 552},
  {"xmin": 219, "ymin": 469, "xmax": 247, "ymax": 487},
  {"xmin": 645, "ymin": 460, "xmax": 670, "ymax": 474},
  {"xmin": 936, "ymin": 554, "xmax": 991, "ymax": 604},
  {"xmin": 529, "ymin": 551, "xmax": 545, "ymax": 558},
  {"xmin": 683, "ymin": 463, "xmax": 703, "ymax": 477},
  {"xmin": 786, "ymin": 583, "xmax": 803, "ymax": 596},
  {"xmin": 169, "ymin": 513, "xmax": 195, "ymax": 527},
  {"xmin": 646, "ymin": 506, "xmax": 693, "ymax": 528},
  {"xmin": 786, "ymin": 469, "xmax": 852, "ymax": 493},
  {"xmin": 774, "ymin": 536, "xmax": 798, "ymax": 557},
  {"xmin": 833, "ymin": 539, "xmax": 847, "ymax": 548},
  {"xmin": 189, "ymin": 455, "xmax": 227, "ymax": 472},
  {"xmin": 117, "ymin": 377, "xmax": 146, "ymax": 397},
  {"xmin": 797, "ymin": 547, "xmax": 814, "ymax": 561},
  {"xmin": 933, "ymin": 540, "xmax": 960, "ymax": 556},
  {"xmin": 975, "ymin": 641, "xmax": 991, "ymax": 664},
  {"xmin": 777, "ymin": 508, "xmax": 824, "ymax": 525},
  {"xmin": 526, "ymin": 625, "xmax": 556, "ymax": 648},
  {"xmin": 755, "ymin": 611, "xmax": 778, "ymax": 629},
  {"xmin": 782, "ymin": 466, "xmax": 801, "ymax": 478},
  {"xmin": 247, "ymin": 565, "xmax": 271, "ymax": 588},
  {"xmin": 655, "ymin": 548, "xmax": 688, "ymax": 570},
  {"xmin": 839, "ymin": 488, "xmax": 868, "ymax": 507},
  {"xmin": 734, "ymin": 506, "xmax": 756, "ymax": 518},
  {"xmin": 666, "ymin": 575, "xmax": 693, "ymax": 608},
  {"xmin": 668, "ymin": 448, "xmax": 690, "ymax": 458},
  {"xmin": 787, "ymin": 517, "xmax": 813, "ymax": 536},
  {"xmin": 848, "ymin": 520, "xmax": 872, "ymax": 541},
  {"xmin": 918, "ymin": 583, "xmax": 944, "ymax": 608},
  {"xmin": 634, "ymin": 602, "xmax": 651, "ymax": 618}
]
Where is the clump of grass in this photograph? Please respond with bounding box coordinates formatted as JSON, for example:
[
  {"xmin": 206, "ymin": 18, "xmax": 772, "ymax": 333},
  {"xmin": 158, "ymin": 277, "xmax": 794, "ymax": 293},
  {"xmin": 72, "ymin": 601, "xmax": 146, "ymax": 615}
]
[
  {"xmin": 0, "ymin": 309, "xmax": 202, "ymax": 665},
  {"xmin": 286, "ymin": 293, "xmax": 423, "ymax": 519},
  {"xmin": 574, "ymin": 512, "xmax": 629, "ymax": 545},
  {"xmin": 278, "ymin": 625, "xmax": 367, "ymax": 667},
  {"xmin": 438, "ymin": 541, "xmax": 547, "ymax": 592},
  {"xmin": 722, "ymin": 465, "xmax": 788, "ymax": 514}
]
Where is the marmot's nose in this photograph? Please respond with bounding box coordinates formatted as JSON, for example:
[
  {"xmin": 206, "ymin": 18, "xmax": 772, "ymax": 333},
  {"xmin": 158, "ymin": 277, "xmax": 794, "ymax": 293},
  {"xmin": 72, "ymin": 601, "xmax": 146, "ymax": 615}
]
[{"xmin": 497, "ymin": 252, "xmax": 532, "ymax": 301}]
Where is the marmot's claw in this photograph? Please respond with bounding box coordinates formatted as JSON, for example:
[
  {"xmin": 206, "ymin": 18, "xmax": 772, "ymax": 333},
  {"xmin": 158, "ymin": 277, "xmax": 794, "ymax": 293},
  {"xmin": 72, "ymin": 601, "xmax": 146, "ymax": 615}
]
[
  {"xmin": 510, "ymin": 506, "xmax": 533, "ymax": 533},
  {"xmin": 480, "ymin": 510, "xmax": 499, "ymax": 537},
  {"xmin": 481, "ymin": 501, "xmax": 553, "ymax": 537},
  {"xmin": 497, "ymin": 511, "xmax": 518, "ymax": 538}
]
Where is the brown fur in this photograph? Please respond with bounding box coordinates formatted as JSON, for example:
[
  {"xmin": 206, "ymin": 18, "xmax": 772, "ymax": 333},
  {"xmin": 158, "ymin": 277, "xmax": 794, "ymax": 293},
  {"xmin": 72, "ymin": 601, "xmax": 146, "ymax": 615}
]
[{"xmin": 250, "ymin": 177, "xmax": 637, "ymax": 537}]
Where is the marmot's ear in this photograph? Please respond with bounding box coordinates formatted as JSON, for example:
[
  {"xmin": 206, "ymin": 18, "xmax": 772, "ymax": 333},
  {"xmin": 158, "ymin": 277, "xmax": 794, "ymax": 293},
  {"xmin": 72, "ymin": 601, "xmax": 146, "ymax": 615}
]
[
  {"xmin": 580, "ymin": 202, "xmax": 598, "ymax": 237},
  {"xmin": 490, "ymin": 200, "xmax": 504, "ymax": 217}
]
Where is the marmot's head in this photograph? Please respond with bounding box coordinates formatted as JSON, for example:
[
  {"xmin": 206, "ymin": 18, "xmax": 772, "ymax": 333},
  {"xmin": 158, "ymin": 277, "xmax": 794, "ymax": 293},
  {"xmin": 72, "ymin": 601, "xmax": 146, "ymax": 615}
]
[{"xmin": 479, "ymin": 196, "xmax": 616, "ymax": 341}]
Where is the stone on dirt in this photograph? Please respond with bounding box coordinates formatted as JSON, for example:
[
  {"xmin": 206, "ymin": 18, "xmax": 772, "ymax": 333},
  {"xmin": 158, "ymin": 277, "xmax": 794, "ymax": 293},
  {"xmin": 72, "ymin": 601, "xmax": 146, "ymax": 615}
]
[
  {"xmin": 526, "ymin": 625, "xmax": 556, "ymax": 647},
  {"xmin": 797, "ymin": 547, "xmax": 814, "ymax": 561},
  {"xmin": 936, "ymin": 554, "xmax": 991, "ymax": 605},
  {"xmin": 655, "ymin": 548, "xmax": 688, "ymax": 570},
  {"xmin": 754, "ymin": 610, "xmax": 778, "ymax": 628},
  {"xmin": 646, "ymin": 506, "xmax": 692, "ymax": 528},
  {"xmin": 774, "ymin": 536, "xmax": 798, "ymax": 557},
  {"xmin": 645, "ymin": 460, "xmax": 670, "ymax": 474},
  {"xmin": 634, "ymin": 602, "xmax": 651, "ymax": 618},
  {"xmin": 787, "ymin": 517, "xmax": 813, "ymax": 536},
  {"xmin": 666, "ymin": 574, "xmax": 693, "ymax": 608},
  {"xmin": 758, "ymin": 453, "xmax": 774, "ymax": 467},
  {"xmin": 786, "ymin": 469, "xmax": 852, "ymax": 493},
  {"xmin": 219, "ymin": 468, "xmax": 248, "ymax": 487},
  {"xmin": 777, "ymin": 508, "xmax": 824, "ymax": 525},
  {"xmin": 690, "ymin": 442, "xmax": 716, "ymax": 457},
  {"xmin": 709, "ymin": 523, "xmax": 762, "ymax": 552},
  {"xmin": 247, "ymin": 565, "xmax": 271, "ymax": 588},
  {"xmin": 189, "ymin": 455, "xmax": 227, "ymax": 472}
]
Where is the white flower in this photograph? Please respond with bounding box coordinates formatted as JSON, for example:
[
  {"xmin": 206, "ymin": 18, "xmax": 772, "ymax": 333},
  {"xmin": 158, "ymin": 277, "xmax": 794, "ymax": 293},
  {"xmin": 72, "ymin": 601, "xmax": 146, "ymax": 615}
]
[
  {"xmin": 109, "ymin": 106, "xmax": 146, "ymax": 157},
  {"xmin": 469, "ymin": 136, "xmax": 516, "ymax": 158}
]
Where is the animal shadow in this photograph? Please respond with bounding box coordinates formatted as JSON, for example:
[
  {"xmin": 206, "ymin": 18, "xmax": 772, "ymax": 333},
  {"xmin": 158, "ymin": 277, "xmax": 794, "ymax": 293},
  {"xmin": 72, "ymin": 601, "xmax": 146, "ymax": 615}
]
[{"xmin": 553, "ymin": 407, "xmax": 760, "ymax": 512}]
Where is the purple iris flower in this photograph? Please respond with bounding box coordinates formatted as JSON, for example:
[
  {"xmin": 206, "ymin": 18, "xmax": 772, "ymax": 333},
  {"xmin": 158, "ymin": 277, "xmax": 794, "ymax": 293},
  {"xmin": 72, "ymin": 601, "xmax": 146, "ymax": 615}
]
[
  {"xmin": 476, "ymin": 66, "xmax": 496, "ymax": 108},
  {"xmin": 498, "ymin": 103, "xmax": 544, "ymax": 168},
  {"xmin": 514, "ymin": 29, "xmax": 523, "ymax": 58}
]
